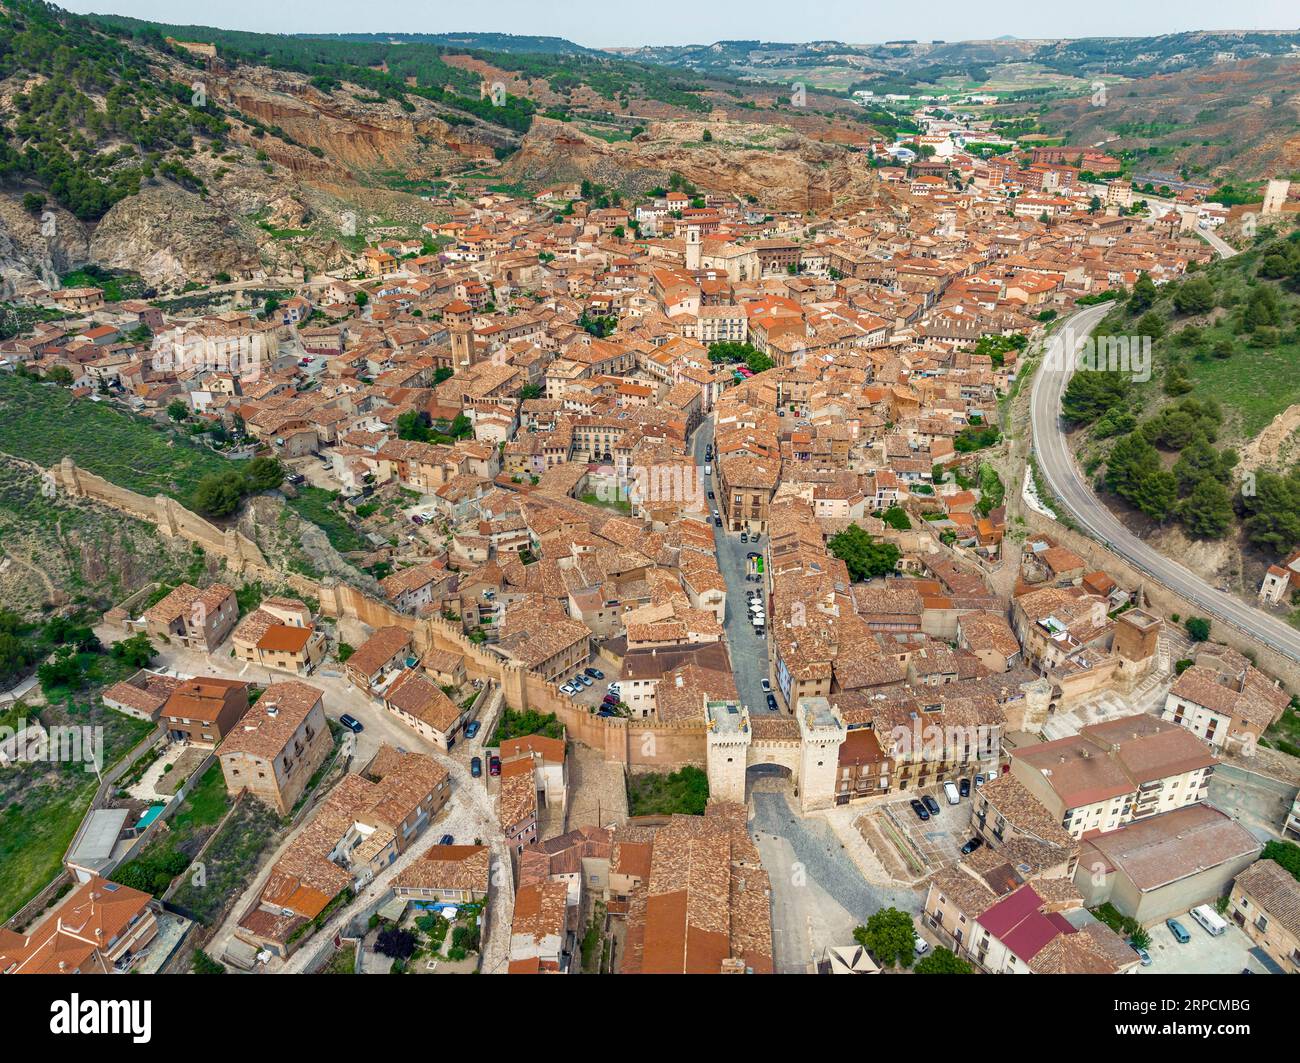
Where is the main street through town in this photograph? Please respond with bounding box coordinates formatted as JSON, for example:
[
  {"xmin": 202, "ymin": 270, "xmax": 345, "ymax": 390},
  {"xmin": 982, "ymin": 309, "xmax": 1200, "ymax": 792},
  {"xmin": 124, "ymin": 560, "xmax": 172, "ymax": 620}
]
[
  {"xmin": 1029, "ymin": 301, "xmax": 1300, "ymax": 666},
  {"xmin": 688, "ymin": 418, "xmax": 896, "ymax": 972},
  {"xmin": 690, "ymin": 417, "xmax": 777, "ymax": 715}
]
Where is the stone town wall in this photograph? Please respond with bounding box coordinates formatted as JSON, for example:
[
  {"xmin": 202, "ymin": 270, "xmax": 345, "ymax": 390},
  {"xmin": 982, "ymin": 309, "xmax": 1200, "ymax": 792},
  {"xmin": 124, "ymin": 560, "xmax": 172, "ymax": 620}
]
[{"xmin": 55, "ymin": 459, "xmax": 710, "ymax": 769}]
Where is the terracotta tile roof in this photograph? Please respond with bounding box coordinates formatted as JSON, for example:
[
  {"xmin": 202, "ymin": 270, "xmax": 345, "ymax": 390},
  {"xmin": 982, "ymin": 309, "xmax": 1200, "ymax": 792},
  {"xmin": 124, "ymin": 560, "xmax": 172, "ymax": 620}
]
[
  {"xmin": 1234, "ymin": 859, "xmax": 1300, "ymax": 942},
  {"xmin": 218, "ymin": 681, "xmax": 322, "ymax": 760},
  {"xmin": 0, "ymin": 876, "xmax": 154, "ymax": 974}
]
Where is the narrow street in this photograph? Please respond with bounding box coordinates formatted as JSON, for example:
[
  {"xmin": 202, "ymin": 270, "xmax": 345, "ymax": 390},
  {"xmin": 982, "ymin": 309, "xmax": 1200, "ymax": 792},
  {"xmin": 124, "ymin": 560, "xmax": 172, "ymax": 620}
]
[{"xmin": 691, "ymin": 418, "xmax": 777, "ymax": 715}]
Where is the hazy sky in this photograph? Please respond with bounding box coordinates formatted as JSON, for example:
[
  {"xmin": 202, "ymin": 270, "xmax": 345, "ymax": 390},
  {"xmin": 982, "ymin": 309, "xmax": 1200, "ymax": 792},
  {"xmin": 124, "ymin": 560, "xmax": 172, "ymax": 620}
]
[{"xmin": 63, "ymin": 0, "xmax": 1300, "ymax": 49}]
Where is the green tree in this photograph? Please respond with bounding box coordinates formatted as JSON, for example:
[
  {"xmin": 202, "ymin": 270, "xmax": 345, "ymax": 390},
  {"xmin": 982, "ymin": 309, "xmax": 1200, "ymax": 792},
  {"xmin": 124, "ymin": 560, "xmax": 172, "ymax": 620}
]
[
  {"xmin": 881, "ymin": 505, "xmax": 912, "ymax": 531},
  {"xmin": 914, "ymin": 947, "xmax": 972, "ymax": 974},
  {"xmin": 1061, "ymin": 369, "xmax": 1129, "ymax": 425},
  {"xmin": 854, "ymin": 907, "xmax": 917, "ymax": 969},
  {"xmin": 396, "ymin": 409, "xmax": 433, "ymax": 442},
  {"xmin": 1128, "ymin": 272, "xmax": 1158, "ymax": 313},
  {"xmin": 192, "ymin": 471, "xmax": 245, "ymax": 518},
  {"xmin": 243, "ymin": 456, "xmax": 284, "ymax": 492},
  {"xmin": 167, "ymin": 400, "xmax": 190, "ymax": 422},
  {"xmin": 828, "ymin": 525, "xmax": 901, "ymax": 581},
  {"xmin": 110, "ymin": 633, "xmax": 156, "ymax": 669},
  {"xmin": 1240, "ymin": 467, "xmax": 1300, "ymax": 553},
  {"xmin": 37, "ymin": 649, "xmax": 86, "ymax": 695},
  {"xmin": 1172, "ymin": 277, "xmax": 1215, "ymax": 315},
  {"xmin": 1177, "ymin": 476, "xmax": 1233, "ymax": 539},
  {"xmin": 1261, "ymin": 839, "xmax": 1300, "ymax": 882},
  {"xmin": 1185, "ymin": 616, "xmax": 1211, "ymax": 642},
  {"xmin": 1105, "ymin": 435, "xmax": 1176, "ymax": 521}
]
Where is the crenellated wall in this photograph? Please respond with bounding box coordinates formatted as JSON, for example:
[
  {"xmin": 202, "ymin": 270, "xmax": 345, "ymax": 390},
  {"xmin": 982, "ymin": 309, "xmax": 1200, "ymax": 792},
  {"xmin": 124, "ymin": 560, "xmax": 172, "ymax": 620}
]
[{"xmin": 55, "ymin": 457, "xmax": 710, "ymax": 770}]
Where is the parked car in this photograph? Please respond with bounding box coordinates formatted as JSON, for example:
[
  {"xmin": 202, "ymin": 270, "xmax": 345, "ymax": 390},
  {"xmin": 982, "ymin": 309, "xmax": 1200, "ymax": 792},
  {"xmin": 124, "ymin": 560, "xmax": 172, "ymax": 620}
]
[
  {"xmin": 1166, "ymin": 918, "xmax": 1191, "ymax": 944},
  {"xmin": 470, "ymin": 757, "xmax": 482, "ymax": 778},
  {"xmin": 286, "ymin": 473, "xmax": 306, "ymax": 486},
  {"xmin": 943, "ymin": 781, "xmax": 960, "ymax": 805},
  {"xmin": 1190, "ymin": 905, "xmax": 1228, "ymax": 937},
  {"xmin": 1131, "ymin": 942, "xmax": 1152, "ymax": 966},
  {"xmin": 760, "ymin": 679, "xmax": 772, "ymax": 694},
  {"xmin": 960, "ymin": 837, "xmax": 983, "ymax": 855},
  {"xmin": 959, "ymin": 777, "xmax": 971, "ymax": 798},
  {"xmin": 714, "ymin": 517, "xmax": 723, "ymax": 528},
  {"xmin": 439, "ymin": 835, "xmax": 455, "ymax": 846},
  {"xmin": 922, "ymin": 795, "xmax": 942, "ymax": 816},
  {"xmin": 339, "ymin": 714, "xmax": 364, "ymax": 734},
  {"xmin": 707, "ymin": 491, "xmax": 715, "ymax": 500},
  {"xmin": 410, "ymin": 514, "xmax": 425, "ymax": 525},
  {"xmin": 575, "ymin": 674, "xmax": 593, "ymax": 688},
  {"xmin": 914, "ymin": 937, "xmax": 930, "ymax": 957},
  {"xmin": 464, "ymin": 721, "xmax": 480, "ymax": 740},
  {"xmin": 489, "ymin": 756, "xmax": 501, "ymax": 777},
  {"xmin": 585, "ymin": 667, "xmax": 605, "ymax": 680},
  {"xmin": 740, "ymin": 532, "xmax": 748, "ymax": 543},
  {"xmin": 974, "ymin": 773, "xmax": 986, "ymax": 788},
  {"xmin": 910, "ymin": 799, "xmax": 930, "ymax": 822},
  {"xmin": 765, "ymin": 693, "xmax": 778, "ymax": 712},
  {"xmin": 560, "ymin": 682, "xmax": 577, "ymax": 695}
]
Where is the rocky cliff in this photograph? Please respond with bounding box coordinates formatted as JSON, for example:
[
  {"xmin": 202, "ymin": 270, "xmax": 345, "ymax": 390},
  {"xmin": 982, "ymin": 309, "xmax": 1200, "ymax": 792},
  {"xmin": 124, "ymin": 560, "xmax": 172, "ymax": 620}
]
[
  {"xmin": 88, "ymin": 183, "xmax": 261, "ymax": 288},
  {"xmin": 0, "ymin": 197, "xmax": 92, "ymax": 298},
  {"xmin": 500, "ymin": 118, "xmax": 888, "ymax": 213}
]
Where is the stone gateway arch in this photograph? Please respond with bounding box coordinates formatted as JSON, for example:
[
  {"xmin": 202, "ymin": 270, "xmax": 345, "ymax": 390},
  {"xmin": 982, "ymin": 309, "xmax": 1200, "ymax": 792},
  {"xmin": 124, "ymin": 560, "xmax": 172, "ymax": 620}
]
[{"xmin": 704, "ymin": 697, "xmax": 846, "ymax": 814}]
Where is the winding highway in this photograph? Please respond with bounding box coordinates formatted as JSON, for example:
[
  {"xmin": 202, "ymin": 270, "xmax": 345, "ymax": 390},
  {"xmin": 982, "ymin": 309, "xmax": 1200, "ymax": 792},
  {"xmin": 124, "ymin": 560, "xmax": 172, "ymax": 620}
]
[{"xmin": 1028, "ymin": 303, "xmax": 1300, "ymax": 666}]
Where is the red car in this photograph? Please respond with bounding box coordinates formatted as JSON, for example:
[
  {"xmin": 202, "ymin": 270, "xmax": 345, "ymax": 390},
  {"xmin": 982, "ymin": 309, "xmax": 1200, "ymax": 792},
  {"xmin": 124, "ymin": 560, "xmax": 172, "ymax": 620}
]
[{"xmin": 488, "ymin": 755, "xmax": 501, "ymax": 776}]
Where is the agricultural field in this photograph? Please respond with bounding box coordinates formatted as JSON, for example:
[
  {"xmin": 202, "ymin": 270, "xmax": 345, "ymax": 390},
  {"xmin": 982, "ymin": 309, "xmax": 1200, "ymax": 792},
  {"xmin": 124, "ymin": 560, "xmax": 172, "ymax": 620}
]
[
  {"xmin": 0, "ymin": 375, "xmax": 238, "ymax": 505},
  {"xmin": 167, "ymin": 792, "xmax": 285, "ymax": 926},
  {"xmin": 0, "ymin": 700, "xmax": 155, "ymax": 922}
]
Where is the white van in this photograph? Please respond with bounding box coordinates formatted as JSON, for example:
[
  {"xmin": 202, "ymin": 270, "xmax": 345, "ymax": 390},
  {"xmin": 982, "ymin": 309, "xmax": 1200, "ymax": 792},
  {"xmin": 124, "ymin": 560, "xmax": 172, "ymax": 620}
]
[
  {"xmin": 943, "ymin": 781, "xmax": 961, "ymax": 805},
  {"xmin": 1189, "ymin": 904, "xmax": 1227, "ymax": 937}
]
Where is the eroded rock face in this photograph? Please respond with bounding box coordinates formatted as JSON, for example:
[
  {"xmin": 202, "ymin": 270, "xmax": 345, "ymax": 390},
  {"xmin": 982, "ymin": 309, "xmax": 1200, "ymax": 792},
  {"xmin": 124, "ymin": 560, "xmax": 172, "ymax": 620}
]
[
  {"xmin": 89, "ymin": 182, "xmax": 262, "ymax": 287},
  {"xmin": 500, "ymin": 117, "xmax": 888, "ymax": 213},
  {"xmin": 0, "ymin": 196, "xmax": 92, "ymax": 297}
]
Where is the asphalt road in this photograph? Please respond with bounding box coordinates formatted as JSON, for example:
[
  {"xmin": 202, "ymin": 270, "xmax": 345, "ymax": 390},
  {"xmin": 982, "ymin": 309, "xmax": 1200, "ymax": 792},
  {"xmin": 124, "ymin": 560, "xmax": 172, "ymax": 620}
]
[
  {"xmin": 690, "ymin": 418, "xmax": 777, "ymax": 714},
  {"xmin": 1029, "ymin": 304, "xmax": 1300, "ymax": 665},
  {"xmin": 1196, "ymin": 225, "xmax": 1240, "ymax": 260}
]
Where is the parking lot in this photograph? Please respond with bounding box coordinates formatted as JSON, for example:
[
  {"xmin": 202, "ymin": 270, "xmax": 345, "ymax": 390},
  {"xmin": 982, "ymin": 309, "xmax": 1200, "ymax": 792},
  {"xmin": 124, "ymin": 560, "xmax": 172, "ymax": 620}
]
[
  {"xmin": 862, "ymin": 788, "xmax": 981, "ymax": 879},
  {"xmin": 560, "ymin": 658, "xmax": 623, "ymax": 712},
  {"xmin": 1139, "ymin": 913, "xmax": 1276, "ymax": 975}
]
